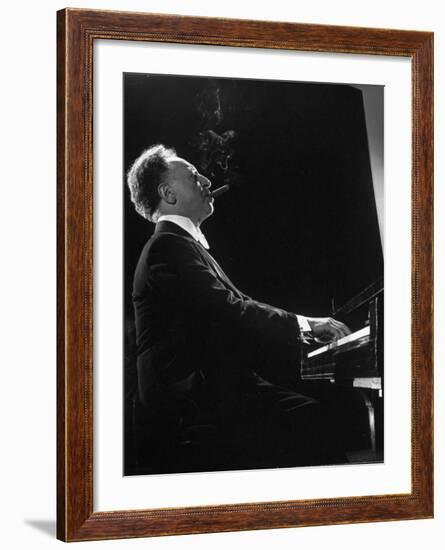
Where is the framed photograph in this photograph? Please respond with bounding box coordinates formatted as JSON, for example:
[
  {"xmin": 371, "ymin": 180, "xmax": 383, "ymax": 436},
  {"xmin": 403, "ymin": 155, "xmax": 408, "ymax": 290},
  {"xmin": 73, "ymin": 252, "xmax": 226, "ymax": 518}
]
[{"xmin": 57, "ymin": 8, "xmax": 433, "ymax": 542}]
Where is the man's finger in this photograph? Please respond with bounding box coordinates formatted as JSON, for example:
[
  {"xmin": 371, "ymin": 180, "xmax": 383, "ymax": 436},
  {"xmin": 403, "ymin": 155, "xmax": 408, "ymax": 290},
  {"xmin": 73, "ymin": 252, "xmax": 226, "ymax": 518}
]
[
  {"xmin": 328, "ymin": 324, "xmax": 350, "ymax": 340},
  {"xmin": 330, "ymin": 319, "xmax": 352, "ymax": 336}
]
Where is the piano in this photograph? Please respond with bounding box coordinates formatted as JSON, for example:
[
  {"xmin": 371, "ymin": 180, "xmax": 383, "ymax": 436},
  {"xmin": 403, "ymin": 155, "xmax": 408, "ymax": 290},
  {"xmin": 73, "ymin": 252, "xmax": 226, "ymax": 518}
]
[{"xmin": 300, "ymin": 279, "xmax": 384, "ymax": 461}]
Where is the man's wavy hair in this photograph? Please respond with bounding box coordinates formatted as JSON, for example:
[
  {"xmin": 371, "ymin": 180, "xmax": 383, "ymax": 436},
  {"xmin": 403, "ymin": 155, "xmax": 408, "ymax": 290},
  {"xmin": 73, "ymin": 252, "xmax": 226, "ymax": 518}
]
[{"xmin": 126, "ymin": 144, "xmax": 177, "ymax": 222}]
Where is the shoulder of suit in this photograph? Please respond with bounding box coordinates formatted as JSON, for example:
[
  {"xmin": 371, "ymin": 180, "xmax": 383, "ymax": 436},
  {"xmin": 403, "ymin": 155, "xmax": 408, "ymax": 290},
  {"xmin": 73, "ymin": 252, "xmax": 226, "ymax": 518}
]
[
  {"xmin": 150, "ymin": 231, "xmax": 196, "ymax": 246},
  {"xmin": 144, "ymin": 231, "xmax": 200, "ymax": 260}
]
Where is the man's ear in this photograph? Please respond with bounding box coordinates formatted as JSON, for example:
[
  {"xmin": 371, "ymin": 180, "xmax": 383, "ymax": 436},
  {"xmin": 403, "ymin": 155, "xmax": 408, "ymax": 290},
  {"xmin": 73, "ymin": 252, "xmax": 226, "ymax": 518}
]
[{"xmin": 158, "ymin": 183, "xmax": 176, "ymax": 204}]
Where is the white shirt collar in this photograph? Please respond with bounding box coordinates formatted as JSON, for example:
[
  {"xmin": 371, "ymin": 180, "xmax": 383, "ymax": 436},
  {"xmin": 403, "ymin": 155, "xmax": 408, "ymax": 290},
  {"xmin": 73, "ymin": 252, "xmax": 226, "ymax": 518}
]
[{"xmin": 157, "ymin": 215, "xmax": 209, "ymax": 249}]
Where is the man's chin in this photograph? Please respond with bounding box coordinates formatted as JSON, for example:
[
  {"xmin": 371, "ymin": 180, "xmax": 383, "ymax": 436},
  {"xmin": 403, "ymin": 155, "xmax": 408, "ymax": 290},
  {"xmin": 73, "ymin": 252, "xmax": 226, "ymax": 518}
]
[{"xmin": 201, "ymin": 205, "xmax": 214, "ymax": 223}]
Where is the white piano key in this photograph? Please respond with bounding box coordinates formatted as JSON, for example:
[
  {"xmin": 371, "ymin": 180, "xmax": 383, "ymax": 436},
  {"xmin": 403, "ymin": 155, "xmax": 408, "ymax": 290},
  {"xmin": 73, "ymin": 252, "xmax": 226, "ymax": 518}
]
[{"xmin": 307, "ymin": 326, "xmax": 371, "ymax": 358}]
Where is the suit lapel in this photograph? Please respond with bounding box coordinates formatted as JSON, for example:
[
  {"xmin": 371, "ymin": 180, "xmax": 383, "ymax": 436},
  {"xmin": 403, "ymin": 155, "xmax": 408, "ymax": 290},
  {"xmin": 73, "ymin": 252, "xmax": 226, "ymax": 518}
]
[
  {"xmin": 154, "ymin": 221, "xmax": 243, "ymax": 298},
  {"xmin": 196, "ymin": 244, "xmax": 244, "ymax": 298}
]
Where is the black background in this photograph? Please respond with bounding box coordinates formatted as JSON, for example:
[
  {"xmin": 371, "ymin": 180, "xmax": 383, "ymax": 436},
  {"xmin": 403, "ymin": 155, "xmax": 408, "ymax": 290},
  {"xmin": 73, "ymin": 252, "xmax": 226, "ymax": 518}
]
[{"xmin": 124, "ymin": 73, "xmax": 383, "ymax": 325}]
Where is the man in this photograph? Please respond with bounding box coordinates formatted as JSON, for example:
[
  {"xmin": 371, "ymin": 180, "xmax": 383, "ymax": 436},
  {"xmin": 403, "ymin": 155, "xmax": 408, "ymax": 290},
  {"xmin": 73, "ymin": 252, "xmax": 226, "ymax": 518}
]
[{"xmin": 126, "ymin": 144, "xmax": 350, "ymax": 473}]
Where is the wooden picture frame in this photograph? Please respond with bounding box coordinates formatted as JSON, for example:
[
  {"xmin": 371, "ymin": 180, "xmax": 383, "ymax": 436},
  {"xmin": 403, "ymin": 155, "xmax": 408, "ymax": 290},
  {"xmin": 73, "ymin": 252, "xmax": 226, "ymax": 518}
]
[{"xmin": 57, "ymin": 8, "xmax": 433, "ymax": 542}]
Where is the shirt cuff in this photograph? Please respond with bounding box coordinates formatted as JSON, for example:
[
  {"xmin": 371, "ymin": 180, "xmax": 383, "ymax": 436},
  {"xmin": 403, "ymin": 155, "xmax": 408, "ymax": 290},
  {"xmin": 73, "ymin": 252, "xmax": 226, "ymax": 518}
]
[{"xmin": 296, "ymin": 314, "xmax": 313, "ymax": 344}]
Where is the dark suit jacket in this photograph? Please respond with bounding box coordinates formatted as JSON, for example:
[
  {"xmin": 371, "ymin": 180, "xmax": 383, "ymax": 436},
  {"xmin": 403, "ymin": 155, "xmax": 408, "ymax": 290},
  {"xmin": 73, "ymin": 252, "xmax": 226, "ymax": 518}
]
[{"xmin": 132, "ymin": 220, "xmax": 301, "ymax": 429}]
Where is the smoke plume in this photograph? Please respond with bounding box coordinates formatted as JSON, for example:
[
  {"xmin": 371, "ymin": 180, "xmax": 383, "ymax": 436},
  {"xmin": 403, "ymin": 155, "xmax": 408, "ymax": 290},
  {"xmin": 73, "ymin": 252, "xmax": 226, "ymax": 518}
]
[{"xmin": 194, "ymin": 81, "xmax": 240, "ymax": 187}]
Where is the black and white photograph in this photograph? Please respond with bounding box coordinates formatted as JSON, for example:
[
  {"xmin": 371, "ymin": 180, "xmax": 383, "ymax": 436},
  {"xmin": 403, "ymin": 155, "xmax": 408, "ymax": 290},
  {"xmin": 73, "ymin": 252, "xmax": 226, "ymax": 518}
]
[
  {"xmin": 123, "ymin": 73, "xmax": 384, "ymax": 476},
  {"xmin": 2, "ymin": 0, "xmax": 439, "ymax": 547}
]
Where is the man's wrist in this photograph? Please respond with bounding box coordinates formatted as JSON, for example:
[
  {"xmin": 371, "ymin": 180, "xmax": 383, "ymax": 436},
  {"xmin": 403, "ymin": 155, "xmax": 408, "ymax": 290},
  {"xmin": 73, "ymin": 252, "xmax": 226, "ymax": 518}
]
[{"xmin": 296, "ymin": 314, "xmax": 313, "ymax": 344}]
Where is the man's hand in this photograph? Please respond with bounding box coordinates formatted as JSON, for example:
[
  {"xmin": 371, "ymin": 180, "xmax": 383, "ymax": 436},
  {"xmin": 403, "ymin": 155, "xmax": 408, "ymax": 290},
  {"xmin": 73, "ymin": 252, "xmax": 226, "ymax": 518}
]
[{"xmin": 306, "ymin": 316, "xmax": 351, "ymax": 344}]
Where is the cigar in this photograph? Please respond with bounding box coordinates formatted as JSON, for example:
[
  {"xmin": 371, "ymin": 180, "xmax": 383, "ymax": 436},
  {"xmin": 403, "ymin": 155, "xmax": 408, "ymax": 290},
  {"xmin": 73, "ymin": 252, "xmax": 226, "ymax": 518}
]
[{"xmin": 211, "ymin": 184, "xmax": 230, "ymax": 198}]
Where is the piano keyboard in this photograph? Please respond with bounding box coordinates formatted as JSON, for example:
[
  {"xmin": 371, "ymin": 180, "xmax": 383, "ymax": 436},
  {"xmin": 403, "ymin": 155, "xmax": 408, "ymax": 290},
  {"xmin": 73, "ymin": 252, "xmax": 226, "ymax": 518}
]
[{"xmin": 307, "ymin": 326, "xmax": 371, "ymax": 358}]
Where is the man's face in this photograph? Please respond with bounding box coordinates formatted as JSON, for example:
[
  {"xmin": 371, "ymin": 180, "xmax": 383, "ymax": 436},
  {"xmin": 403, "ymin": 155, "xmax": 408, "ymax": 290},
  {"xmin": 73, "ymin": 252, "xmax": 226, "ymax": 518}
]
[{"xmin": 165, "ymin": 157, "xmax": 214, "ymax": 225}]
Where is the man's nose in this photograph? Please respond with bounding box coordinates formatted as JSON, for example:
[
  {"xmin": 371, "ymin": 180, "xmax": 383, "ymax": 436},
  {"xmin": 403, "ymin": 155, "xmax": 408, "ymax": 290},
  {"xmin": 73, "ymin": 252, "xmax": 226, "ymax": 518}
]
[{"xmin": 199, "ymin": 174, "xmax": 212, "ymax": 188}]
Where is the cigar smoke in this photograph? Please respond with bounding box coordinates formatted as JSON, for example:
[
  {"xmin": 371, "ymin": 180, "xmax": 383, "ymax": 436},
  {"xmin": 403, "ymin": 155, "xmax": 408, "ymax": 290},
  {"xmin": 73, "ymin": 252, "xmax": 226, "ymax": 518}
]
[{"xmin": 194, "ymin": 80, "xmax": 240, "ymax": 190}]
